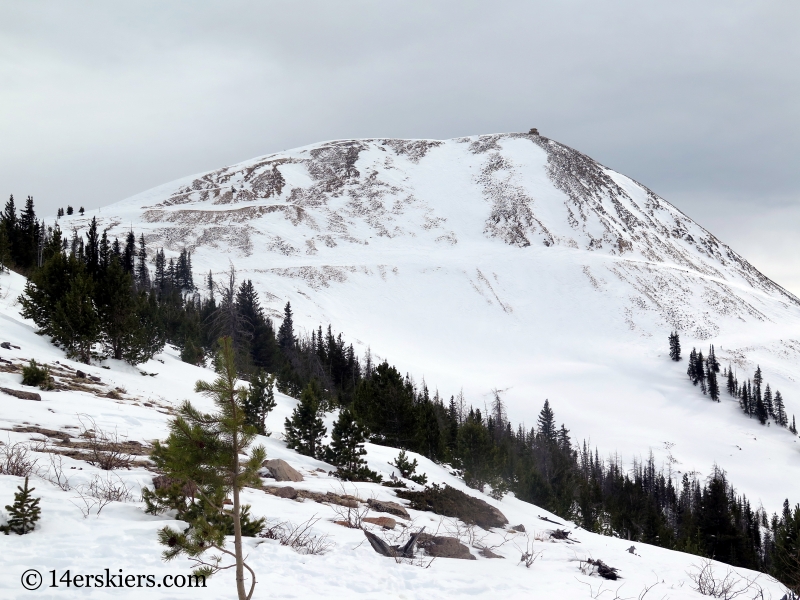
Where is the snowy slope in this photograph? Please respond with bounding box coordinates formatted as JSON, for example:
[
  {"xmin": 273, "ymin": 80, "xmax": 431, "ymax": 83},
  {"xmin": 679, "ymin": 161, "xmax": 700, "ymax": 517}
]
[
  {"xmin": 0, "ymin": 269, "xmax": 791, "ymax": 599},
  {"xmin": 58, "ymin": 132, "xmax": 800, "ymax": 512}
]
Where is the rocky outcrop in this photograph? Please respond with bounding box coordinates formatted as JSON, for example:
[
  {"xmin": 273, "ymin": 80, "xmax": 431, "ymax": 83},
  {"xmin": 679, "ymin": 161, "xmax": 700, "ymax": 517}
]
[
  {"xmin": 367, "ymin": 498, "xmax": 410, "ymax": 519},
  {"xmin": 262, "ymin": 459, "xmax": 304, "ymax": 482}
]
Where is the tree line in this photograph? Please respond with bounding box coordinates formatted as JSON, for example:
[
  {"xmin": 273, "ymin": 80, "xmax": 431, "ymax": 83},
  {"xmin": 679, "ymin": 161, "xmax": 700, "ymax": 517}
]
[
  {"xmin": 5, "ymin": 196, "xmax": 800, "ymax": 591},
  {"xmin": 671, "ymin": 331, "xmax": 796, "ymax": 432}
]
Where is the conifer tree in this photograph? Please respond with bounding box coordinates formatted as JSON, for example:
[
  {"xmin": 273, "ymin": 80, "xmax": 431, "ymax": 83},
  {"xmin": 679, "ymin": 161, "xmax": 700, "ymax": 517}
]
[
  {"xmin": 707, "ymin": 366, "xmax": 720, "ymax": 402},
  {"xmin": 791, "ymin": 415, "xmax": 797, "ymax": 435},
  {"xmin": 687, "ymin": 348, "xmax": 698, "ymax": 383},
  {"xmin": 122, "ymin": 231, "xmax": 136, "ymax": 274},
  {"xmin": 242, "ymin": 370, "xmax": 276, "ymax": 436},
  {"xmin": 148, "ymin": 337, "xmax": 265, "ymax": 600},
  {"xmin": 775, "ymin": 391, "xmax": 788, "ymax": 427},
  {"xmin": 707, "ymin": 345, "xmax": 720, "ymax": 373},
  {"xmin": 755, "ymin": 394, "xmax": 768, "ymax": 425},
  {"xmin": 136, "ymin": 234, "xmax": 150, "ymax": 289},
  {"xmin": 0, "ymin": 477, "xmax": 41, "ymax": 535},
  {"xmin": 66, "ymin": 205, "xmax": 73, "ymax": 215},
  {"xmin": 669, "ymin": 331, "xmax": 681, "ymax": 361},
  {"xmin": 277, "ymin": 302, "xmax": 295, "ymax": 349},
  {"xmin": 85, "ymin": 217, "xmax": 100, "ymax": 278},
  {"xmin": 764, "ymin": 384, "xmax": 774, "ymax": 419},
  {"xmin": 284, "ymin": 382, "xmax": 326, "ymax": 458},
  {"xmin": 327, "ymin": 407, "xmax": 378, "ymax": 481},
  {"xmin": 537, "ymin": 399, "xmax": 557, "ymax": 443},
  {"xmin": 50, "ymin": 265, "xmax": 100, "ymax": 363},
  {"xmin": 727, "ymin": 367, "xmax": 736, "ymax": 396},
  {"xmin": 154, "ymin": 249, "xmax": 166, "ymax": 292}
]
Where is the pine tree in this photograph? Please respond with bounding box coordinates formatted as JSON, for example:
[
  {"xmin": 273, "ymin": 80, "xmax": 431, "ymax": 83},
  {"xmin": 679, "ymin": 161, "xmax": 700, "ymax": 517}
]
[
  {"xmin": 327, "ymin": 407, "xmax": 378, "ymax": 481},
  {"xmin": 727, "ymin": 368, "xmax": 736, "ymax": 396},
  {"xmin": 707, "ymin": 345, "xmax": 720, "ymax": 373},
  {"xmin": 791, "ymin": 415, "xmax": 797, "ymax": 435},
  {"xmin": 154, "ymin": 249, "xmax": 166, "ymax": 292},
  {"xmin": 0, "ymin": 477, "xmax": 41, "ymax": 535},
  {"xmin": 99, "ymin": 230, "xmax": 110, "ymax": 272},
  {"xmin": 66, "ymin": 205, "xmax": 73, "ymax": 215},
  {"xmin": 687, "ymin": 348, "xmax": 698, "ymax": 383},
  {"xmin": 755, "ymin": 394, "xmax": 768, "ymax": 425},
  {"xmin": 537, "ymin": 399, "xmax": 556, "ymax": 443},
  {"xmin": 707, "ymin": 365, "xmax": 720, "ymax": 402},
  {"xmin": 122, "ymin": 231, "xmax": 136, "ymax": 274},
  {"xmin": 754, "ymin": 366, "xmax": 763, "ymax": 398},
  {"xmin": 49, "ymin": 264, "xmax": 100, "ymax": 364},
  {"xmin": 764, "ymin": 384, "xmax": 774, "ymax": 419},
  {"xmin": 277, "ymin": 302, "xmax": 294, "ymax": 349},
  {"xmin": 775, "ymin": 391, "xmax": 788, "ymax": 427},
  {"xmin": 136, "ymin": 234, "xmax": 150, "ymax": 289},
  {"xmin": 284, "ymin": 382, "xmax": 326, "ymax": 458},
  {"xmin": 242, "ymin": 370, "xmax": 276, "ymax": 436},
  {"xmin": 147, "ymin": 337, "xmax": 266, "ymax": 600},
  {"xmin": 669, "ymin": 331, "xmax": 681, "ymax": 361},
  {"xmin": 85, "ymin": 217, "xmax": 100, "ymax": 278},
  {"xmin": 740, "ymin": 381, "xmax": 750, "ymax": 415}
]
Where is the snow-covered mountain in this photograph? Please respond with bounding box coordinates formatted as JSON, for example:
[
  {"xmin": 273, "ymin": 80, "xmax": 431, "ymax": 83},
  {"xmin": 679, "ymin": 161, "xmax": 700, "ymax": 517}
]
[
  {"xmin": 0, "ymin": 269, "xmax": 790, "ymax": 599},
  {"xmin": 61, "ymin": 132, "xmax": 800, "ymax": 511}
]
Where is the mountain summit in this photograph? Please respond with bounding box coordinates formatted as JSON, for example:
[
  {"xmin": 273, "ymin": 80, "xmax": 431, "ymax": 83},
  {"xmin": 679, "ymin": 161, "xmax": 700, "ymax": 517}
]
[{"xmin": 64, "ymin": 132, "xmax": 800, "ymax": 508}]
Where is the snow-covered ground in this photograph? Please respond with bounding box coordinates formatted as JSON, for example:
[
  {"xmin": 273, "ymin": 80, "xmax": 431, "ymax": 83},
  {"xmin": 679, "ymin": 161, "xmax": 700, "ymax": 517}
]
[
  {"xmin": 0, "ymin": 268, "xmax": 791, "ymax": 599},
  {"xmin": 56, "ymin": 133, "xmax": 800, "ymax": 514}
]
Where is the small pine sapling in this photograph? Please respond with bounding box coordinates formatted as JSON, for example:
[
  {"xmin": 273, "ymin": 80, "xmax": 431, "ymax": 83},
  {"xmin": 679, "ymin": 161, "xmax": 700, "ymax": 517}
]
[
  {"xmin": 391, "ymin": 450, "xmax": 428, "ymax": 485},
  {"xmin": 146, "ymin": 337, "xmax": 266, "ymax": 600},
  {"xmin": 1, "ymin": 477, "xmax": 41, "ymax": 535},
  {"xmin": 21, "ymin": 359, "xmax": 54, "ymax": 390}
]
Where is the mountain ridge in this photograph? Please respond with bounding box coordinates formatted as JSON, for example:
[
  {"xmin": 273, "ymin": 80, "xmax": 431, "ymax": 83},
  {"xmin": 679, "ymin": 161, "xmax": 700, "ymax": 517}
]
[{"xmin": 59, "ymin": 131, "xmax": 800, "ymax": 511}]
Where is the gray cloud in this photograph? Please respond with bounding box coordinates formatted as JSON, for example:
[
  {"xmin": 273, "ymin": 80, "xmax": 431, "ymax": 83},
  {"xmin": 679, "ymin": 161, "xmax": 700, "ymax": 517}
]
[{"xmin": 1, "ymin": 0, "xmax": 798, "ymax": 290}]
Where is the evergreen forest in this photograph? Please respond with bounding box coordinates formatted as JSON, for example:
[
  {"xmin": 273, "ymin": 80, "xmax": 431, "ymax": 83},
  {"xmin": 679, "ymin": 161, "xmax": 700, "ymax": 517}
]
[{"xmin": 3, "ymin": 196, "xmax": 800, "ymax": 590}]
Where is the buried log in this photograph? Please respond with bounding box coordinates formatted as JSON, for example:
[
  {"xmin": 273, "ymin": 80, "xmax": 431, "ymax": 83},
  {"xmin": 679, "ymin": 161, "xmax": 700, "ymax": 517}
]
[{"xmin": 364, "ymin": 527, "xmax": 425, "ymax": 559}]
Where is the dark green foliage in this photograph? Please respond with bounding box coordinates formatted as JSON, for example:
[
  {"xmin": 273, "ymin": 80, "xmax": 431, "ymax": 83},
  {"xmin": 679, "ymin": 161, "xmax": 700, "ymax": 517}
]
[
  {"xmin": 21, "ymin": 359, "xmax": 54, "ymax": 390},
  {"xmin": 396, "ymin": 483, "xmax": 508, "ymax": 529},
  {"xmin": 391, "ymin": 450, "xmax": 427, "ymax": 485},
  {"xmin": 668, "ymin": 331, "xmax": 681, "ymax": 361},
  {"xmin": 327, "ymin": 407, "xmax": 380, "ymax": 481},
  {"xmin": 772, "ymin": 501, "xmax": 800, "ymax": 593},
  {"xmin": 707, "ymin": 366, "xmax": 720, "ymax": 402},
  {"xmin": 775, "ymin": 391, "xmax": 788, "ymax": 427},
  {"xmin": 284, "ymin": 382, "xmax": 326, "ymax": 458},
  {"xmin": 1, "ymin": 477, "xmax": 41, "ymax": 535},
  {"xmin": 277, "ymin": 302, "xmax": 294, "ymax": 349},
  {"xmin": 242, "ymin": 370, "xmax": 276, "ymax": 436},
  {"xmin": 144, "ymin": 338, "xmax": 265, "ymax": 599}
]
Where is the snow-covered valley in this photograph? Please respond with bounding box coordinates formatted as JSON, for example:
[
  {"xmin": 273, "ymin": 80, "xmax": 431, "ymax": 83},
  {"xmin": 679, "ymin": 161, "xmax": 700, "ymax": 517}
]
[{"xmin": 0, "ymin": 268, "xmax": 792, "ymax": 599}]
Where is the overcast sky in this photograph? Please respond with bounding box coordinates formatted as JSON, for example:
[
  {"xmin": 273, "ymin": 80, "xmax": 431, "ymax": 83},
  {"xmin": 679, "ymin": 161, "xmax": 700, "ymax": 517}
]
[{"xmin": 1, "ymin": 1, "xmax": 798, "ymax": 292}]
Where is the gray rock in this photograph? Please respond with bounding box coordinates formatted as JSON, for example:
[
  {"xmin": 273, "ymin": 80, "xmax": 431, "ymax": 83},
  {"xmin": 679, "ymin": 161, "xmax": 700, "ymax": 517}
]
[
  {"xmin": 367, "ymin": 498, "xmax": 410, "ymax": 519},
  {"xmin": 0, "ymin": 387, "xmax": 41, "ymax": 401},
  {"xmin": 511, "ymin": 524, "xmax": 526, "ymax": 533},
  {"xmin": 417, "ymin": 534, "xmax": 476, "ymax": 560},
  {"xmin": 274, "ymin": 486, "xmax": 298, "ymax": 499},
  {"xmin": 262, "ymin": 458, "xmax": 304, "ymax": 482}
]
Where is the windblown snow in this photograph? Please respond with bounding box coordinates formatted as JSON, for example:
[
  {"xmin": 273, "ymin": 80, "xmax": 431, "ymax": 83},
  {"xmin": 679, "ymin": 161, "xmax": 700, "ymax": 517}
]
[{"xmin": 58, "ymin": 132, "xmax": 800, "ymax": 514}]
